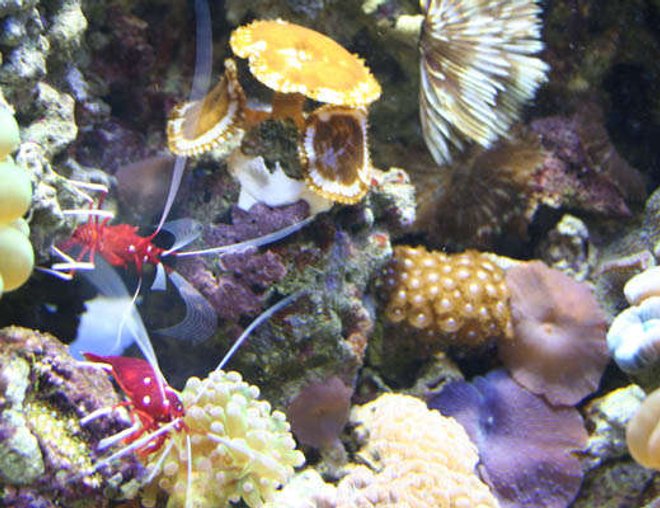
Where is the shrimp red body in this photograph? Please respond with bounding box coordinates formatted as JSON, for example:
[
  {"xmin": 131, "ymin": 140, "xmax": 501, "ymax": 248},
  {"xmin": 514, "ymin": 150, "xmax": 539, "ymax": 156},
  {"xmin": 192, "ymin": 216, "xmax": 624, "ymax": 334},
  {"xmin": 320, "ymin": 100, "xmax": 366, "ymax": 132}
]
[
  {"xmin": 84, "ymin": 353, "xmax": 186, "ymax": 456},
  {"xmin": 61, "ymin": 219, "xmax": 165, "ymax": 274}
]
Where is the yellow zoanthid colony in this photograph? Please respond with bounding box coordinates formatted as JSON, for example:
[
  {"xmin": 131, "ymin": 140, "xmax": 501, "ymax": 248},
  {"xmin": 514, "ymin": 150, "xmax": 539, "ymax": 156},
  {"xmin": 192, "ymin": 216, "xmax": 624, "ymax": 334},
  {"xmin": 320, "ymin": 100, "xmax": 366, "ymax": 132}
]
[{"xmin": 382, "ymin": 245, "xmax": 512, "ymax": 348}]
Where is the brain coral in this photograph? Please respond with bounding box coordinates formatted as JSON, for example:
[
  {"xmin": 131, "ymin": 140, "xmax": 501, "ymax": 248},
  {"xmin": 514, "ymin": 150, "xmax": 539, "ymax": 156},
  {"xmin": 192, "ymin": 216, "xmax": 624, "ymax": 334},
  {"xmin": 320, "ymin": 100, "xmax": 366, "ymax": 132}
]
[
  {"xmin": 382, "ymin": 246, "xmax": 512, "ymax": 348},
  {"xmin": 336, "ymin": 393, "xmax": 499, "ymax": 507},
  {"xmin": 141, "ymin": 370, "xmax": 304, "ymax": 508}
]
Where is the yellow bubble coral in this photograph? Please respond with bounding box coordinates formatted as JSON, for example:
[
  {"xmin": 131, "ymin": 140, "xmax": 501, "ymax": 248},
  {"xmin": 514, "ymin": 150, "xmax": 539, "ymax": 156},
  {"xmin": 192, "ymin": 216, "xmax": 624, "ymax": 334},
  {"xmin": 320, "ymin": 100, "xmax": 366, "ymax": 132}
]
[
  {"xmin": 0, "ymin": 220, "xmax": 34, "ymax": 293},
  {"xmin": 337, "ymin": 393, "xmax": 499, "ymax": 507},
  {"xmin": 142, "ymin": 370, "xmax": 304, "ymax": 508},
  {"xmin": 0, "ymin": 160, "xmax": 32, "ymax": 224},
  {"xmin": 0, "ymin": 108, "xmax": 20, "ymax": 160},
  {"xmin": 0, "ymin": 110, "xmax": 33, "ymax": 296},
  {"xmin": 382, "ymin": 245, "xmax": 512, "ymax": 347}
]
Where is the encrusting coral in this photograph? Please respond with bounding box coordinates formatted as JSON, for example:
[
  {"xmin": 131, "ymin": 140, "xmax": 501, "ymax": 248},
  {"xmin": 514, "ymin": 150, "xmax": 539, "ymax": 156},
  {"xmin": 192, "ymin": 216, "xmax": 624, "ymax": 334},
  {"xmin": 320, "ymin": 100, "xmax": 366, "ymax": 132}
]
[
  {"xmin": 626, "ymin": 386, "xmax": 660, "ymax": 471},
  {"xmin": 141, "ymin": 370, "xmax": 304, "ymax": 508},
  {"xmin": 418, "ymin": 0, "xmax": 549, "ymax": 165},
  {"xmin": 381, "ymin": 245, "xmax": 512, "ymax": 349},
  {"xmin": 0, "ymin": 326, "xmax": 139, "ymax": 506},
  {"xmin": 499, "ymin": 260, "xmax": 609, "ymax": 406},
  {"xmin": 529, "ymin": 103, "xmax": 646, "ymax": 217},
  {"xmin": 428, "ymin": 369, "xmax": 588, "ymax": 508},
  {"xmin": 336, "ymin": 393, "xmax": 500, "ymax": 507}
]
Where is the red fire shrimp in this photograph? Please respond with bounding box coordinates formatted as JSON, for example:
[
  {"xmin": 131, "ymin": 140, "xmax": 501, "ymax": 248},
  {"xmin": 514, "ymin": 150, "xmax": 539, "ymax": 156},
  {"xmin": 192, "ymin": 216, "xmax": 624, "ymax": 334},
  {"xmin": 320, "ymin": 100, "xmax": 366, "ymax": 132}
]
[
  {"xmin": 82, "ymin": 353, "xmax": 187, "ymax": 457},
  {"xmin": 80, "ymin": 291, "xmax": 302, "ymax": 507},
  {"xmin": 51, "ymin": 188, "xmax": 313, "ymax": 284}
]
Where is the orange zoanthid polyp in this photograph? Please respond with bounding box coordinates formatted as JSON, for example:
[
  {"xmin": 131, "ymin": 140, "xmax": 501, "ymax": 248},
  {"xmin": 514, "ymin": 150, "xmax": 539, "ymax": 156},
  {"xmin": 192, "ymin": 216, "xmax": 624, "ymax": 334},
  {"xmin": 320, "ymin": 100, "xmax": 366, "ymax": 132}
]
[{"xmin": 229, "ymin": 19, "xmax": 381, "ymax": 107}]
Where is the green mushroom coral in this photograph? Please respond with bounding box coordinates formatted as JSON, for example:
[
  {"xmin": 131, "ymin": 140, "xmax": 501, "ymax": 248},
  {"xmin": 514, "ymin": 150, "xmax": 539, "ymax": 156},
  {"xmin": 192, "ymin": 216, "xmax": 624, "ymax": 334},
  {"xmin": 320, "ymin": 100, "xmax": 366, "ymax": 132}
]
[{"xmin": 142, "ymin": 370, "xmax": 305, "ymax": 508}]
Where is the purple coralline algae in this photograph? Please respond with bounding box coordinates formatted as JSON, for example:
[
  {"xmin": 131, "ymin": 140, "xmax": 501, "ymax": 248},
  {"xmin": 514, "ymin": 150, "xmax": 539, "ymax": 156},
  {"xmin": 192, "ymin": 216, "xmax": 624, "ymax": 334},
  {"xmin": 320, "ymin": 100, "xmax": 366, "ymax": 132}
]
[
  {"xmin": 176, "ymin": 202, "xmax": 306, "ymax": 321},
  {"xmin": 530, "ymin": 103, "xmax": 646, "ymax": 217},
  {"xmin": 428, "ymin": 369, "xmax": 588, "ymax": 508},
  {"xmin": 286, "ymin": 376, "xmax": 353, "ymax": 449},
  {"xmin": 0, "ymin": 326, "xmax": 141, "ymax": 507}
]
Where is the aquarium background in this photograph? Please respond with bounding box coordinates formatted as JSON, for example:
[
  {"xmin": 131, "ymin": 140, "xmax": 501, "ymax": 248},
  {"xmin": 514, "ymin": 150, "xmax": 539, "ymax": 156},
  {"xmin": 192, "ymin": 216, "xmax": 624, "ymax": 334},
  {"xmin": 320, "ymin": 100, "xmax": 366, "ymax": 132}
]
[{"xmin": 0, "ymin": 0, "xmax": 658, "ymax": 506}]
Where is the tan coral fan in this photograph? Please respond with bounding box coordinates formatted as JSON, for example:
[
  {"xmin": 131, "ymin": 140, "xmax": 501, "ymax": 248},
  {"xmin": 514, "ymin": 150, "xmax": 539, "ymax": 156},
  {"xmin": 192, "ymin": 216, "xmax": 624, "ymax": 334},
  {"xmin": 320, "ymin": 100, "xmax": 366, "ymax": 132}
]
[
  {"xmin": 336, "ymin": 393, "xmax": 499, "ymax": 507},
  {"xmin": 383, "ymin": 246, "xmax": 512, "ymax": 347},
  {"xmin": 230, "ymin": 19, "xmax": 381, "ymax": 107},
  {"xmin": 167, "ymin": 58, "xmax": 246, "ymax": 156},
  {"xmin": 419, "ymin": 0, "xmax": 549, "ymax": 164},
  {"xmin": 627, "ymin": 387, "xmax": 660, "ymax": 470}
]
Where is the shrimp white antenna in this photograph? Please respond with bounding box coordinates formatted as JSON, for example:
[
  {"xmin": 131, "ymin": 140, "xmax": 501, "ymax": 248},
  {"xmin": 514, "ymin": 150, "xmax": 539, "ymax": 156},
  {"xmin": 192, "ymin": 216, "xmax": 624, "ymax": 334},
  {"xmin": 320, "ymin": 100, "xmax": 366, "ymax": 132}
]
[
  {"xmin": 187, "ymin": 291, "xmax": 304, "ymax": 421},
  {"xmin": 156, "ymin": 0, "xmax": 213, "ymax": 231},
  {"xmin": 80, "ymin": 257, "xmax": 167, "ymax": 400},
  {"xmin": 83, "ymin": 418, "xmax": 182, "ymax": 476},
  {"xmin": 216, "ymin": 291, "xmax": 303, "ymax": 371},
  {"xmin": 171, "ymin": 215, "xmax": 315, "ymax": 258}
]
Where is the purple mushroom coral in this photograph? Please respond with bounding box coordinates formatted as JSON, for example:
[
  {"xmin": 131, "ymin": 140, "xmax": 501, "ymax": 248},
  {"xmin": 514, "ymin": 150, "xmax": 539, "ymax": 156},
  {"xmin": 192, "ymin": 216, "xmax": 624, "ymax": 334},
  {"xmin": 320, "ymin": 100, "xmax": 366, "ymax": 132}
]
[
  {"xmin": 428, "ymin": 369, "xmax": 588, "ymax": 508},
  {"xmin": 287, "ymin": 376, "xmax": 353, "ymax": 449},
  {"xmin": 498, "ymin": 261, "xmax": 609, "ymax": 406}
]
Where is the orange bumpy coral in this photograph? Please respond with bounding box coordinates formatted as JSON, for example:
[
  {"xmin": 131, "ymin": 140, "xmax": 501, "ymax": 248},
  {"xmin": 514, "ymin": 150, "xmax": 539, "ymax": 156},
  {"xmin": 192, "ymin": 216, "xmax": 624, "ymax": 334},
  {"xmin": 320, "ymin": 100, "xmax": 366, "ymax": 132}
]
[
  {"xmin": 336, "ymin": 393, "xmax": 499, "ymax": 507},
  {"xmin": 382, "ymin": 245, "xmax": 512, "ymax": 347}
]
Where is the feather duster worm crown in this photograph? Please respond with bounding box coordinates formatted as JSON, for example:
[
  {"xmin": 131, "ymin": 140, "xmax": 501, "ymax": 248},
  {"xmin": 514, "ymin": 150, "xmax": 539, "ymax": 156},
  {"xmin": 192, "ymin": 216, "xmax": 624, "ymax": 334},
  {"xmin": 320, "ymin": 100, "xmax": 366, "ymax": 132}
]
[{"xmin": 419, "ymin": 0, "xmax": 549, "ymax": 165}]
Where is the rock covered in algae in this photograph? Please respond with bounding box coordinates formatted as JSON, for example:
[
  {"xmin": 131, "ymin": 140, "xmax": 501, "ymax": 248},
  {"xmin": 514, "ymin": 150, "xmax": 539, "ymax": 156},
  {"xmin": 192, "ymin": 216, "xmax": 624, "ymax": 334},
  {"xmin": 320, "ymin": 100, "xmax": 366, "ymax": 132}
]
[
  {"xmin": 167, "ymin": 164, "xmax": 412, "ymax": 408},
  {"xmin": 141, "ymin": 370, "xmax": 304, "ymax": 508},
  {"xmin": 0, "ymin": 326, "xmax": 141, "ymax": 507},
  {"xmin": 594, "ymin": 186, "xmax": 660, "ymax": 323},
  {"xmin": 0, "ymin": 0, "xmax": 85, "ymax": 158},
  {"xmin": 575, "ymin": 385, "xmax": 658, "ymax": 507}
]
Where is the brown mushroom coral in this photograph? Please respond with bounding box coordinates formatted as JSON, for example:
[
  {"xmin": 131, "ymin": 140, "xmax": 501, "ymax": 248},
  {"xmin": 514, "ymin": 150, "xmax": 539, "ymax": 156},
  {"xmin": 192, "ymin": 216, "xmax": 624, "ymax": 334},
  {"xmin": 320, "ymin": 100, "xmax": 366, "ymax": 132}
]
[
  {"xmin": 627, "ymin": 387, "xmax": 660, "ymax": 470},
  {"xmin": 229, "ymin": 19, "xmax": 381, "ymax": 115},
  {"xmin": 299, "ymin": 105, "xmax": 371, "ymax": 204},
  {"xmin": 167, "ymin": 58, "xmax": 246, "ymax": 156},
  {"xmin": 499, "ymin": 261, "xmax": 609, "ymax": 406}
]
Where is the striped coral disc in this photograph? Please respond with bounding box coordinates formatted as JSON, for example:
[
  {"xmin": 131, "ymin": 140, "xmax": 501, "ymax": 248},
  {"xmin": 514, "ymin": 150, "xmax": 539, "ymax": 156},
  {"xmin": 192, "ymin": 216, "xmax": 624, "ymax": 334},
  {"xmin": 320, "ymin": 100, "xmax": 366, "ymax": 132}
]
[
  {"xmin": 167, "ymin": 58, "xmax": 246, "ymax": 157},
  {"xmin": 300, "ymin": 105, "xmax": 371, "ymax": 204}
]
